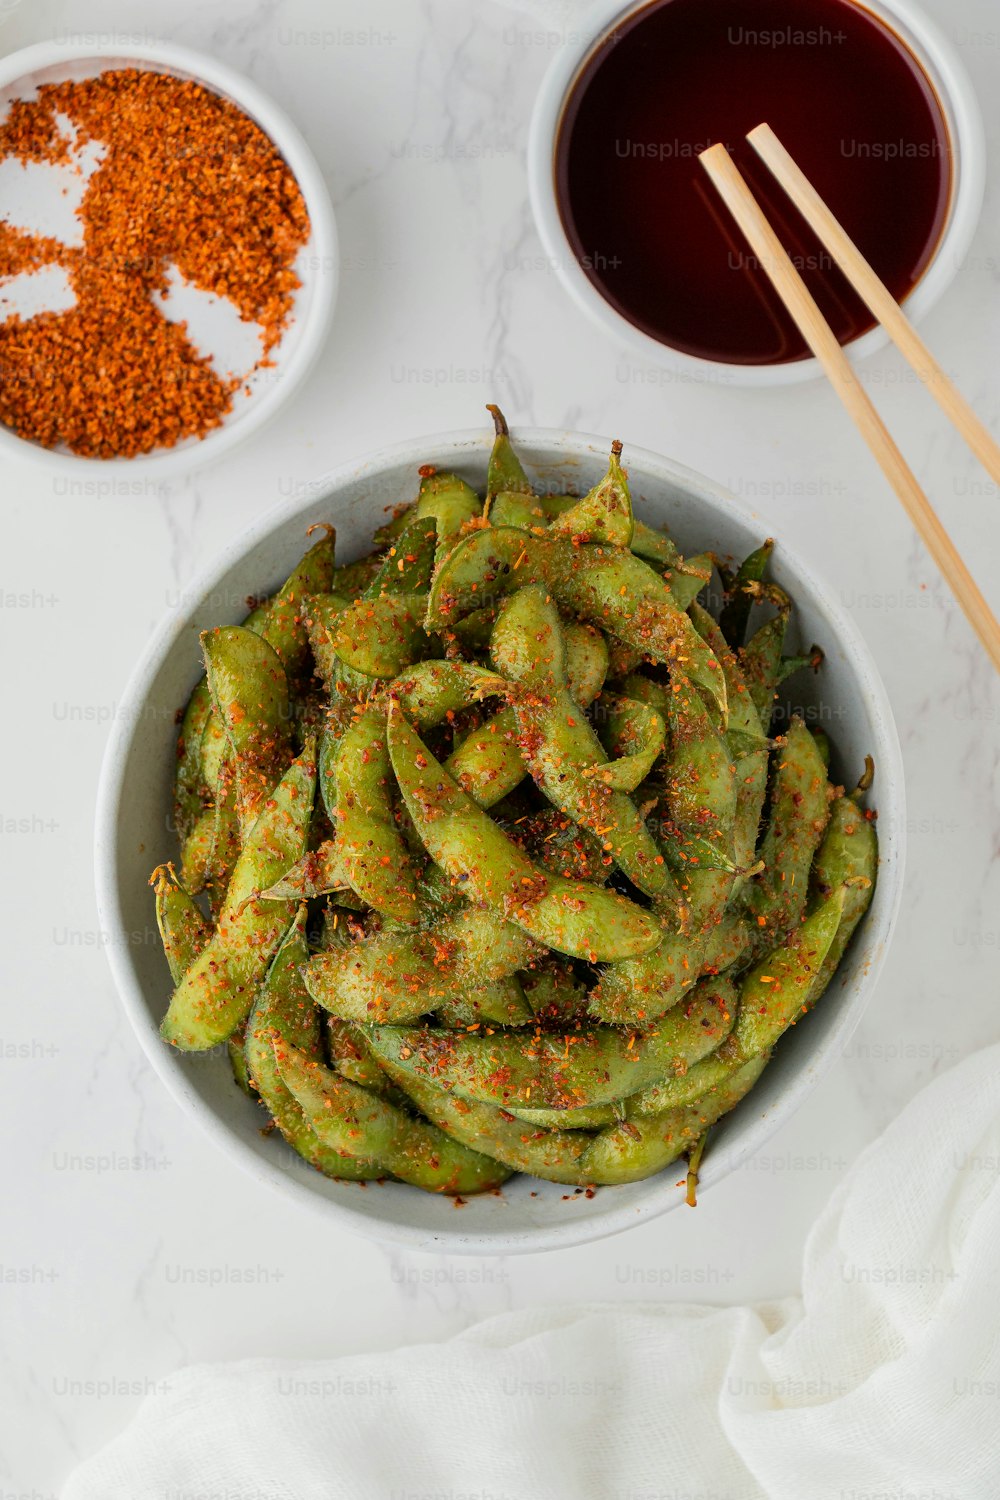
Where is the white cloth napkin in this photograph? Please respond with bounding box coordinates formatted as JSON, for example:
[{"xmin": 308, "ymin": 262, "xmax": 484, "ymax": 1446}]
[{"xmin": 63, "ymin": 1041, "xmax": 1000, "ymax": 1499}]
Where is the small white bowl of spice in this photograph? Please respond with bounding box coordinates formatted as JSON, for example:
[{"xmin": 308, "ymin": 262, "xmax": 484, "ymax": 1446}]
[{"xmin": 0, "ymin": 41, "xmax": 337, "ymax": 475}]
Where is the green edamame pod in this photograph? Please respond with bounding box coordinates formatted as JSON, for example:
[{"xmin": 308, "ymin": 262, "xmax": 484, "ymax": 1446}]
[
  {"xmin": 522, "ymin": 961, "xmax": 588, "ymax": 1022},
  {"xmin": 328, "ymin": 660, "xmax": 506, "ymax": 918},
  {"xmin": 630, "ymin": 884, "xmax": 847, "ymax": 1115},
  {"xmin": 689, "ymin": 602, "xmax": 768, "ymax": 757},
  {"xmin": 278, "ymin": 1043, "xmax": 509, "ymax": 1193},
  {"xmin": 548, "ymin": 441, "xmax": 633, "ymax": 548},
  {"xmin": 173, "ymin": 680, "xmax": 212, "ymax": 842},
  {"xmin": 303, "ymin": 905, "xmax": 536, "ymax": 1023},
  {"xmin": 325, "ymin": 594, "xmax": 429, "ymax": 680},
  {"xmin": 699, "ymin": 906, "xmax": 751, "ymax": 977},
  {"xmin": 491, "ymin": 586, "xmax": 669, "ymax": 897},
  {"xmin": 489, "ymin": 491, "xmax": 548, "ymax": 531},
  {"xmin": 261, "ymin": 838, "xmax": 349, "ymax": 901},
  {"xmin": 582, "ymin": 1054, "xmax": 768, "ymax": 1185},
  {"xmin": 161, "ymin": 746, "xmax": 316, "ymax": 1051},
  {"xmin": 174, "ymin": 534, "xmax": 335, "ymax": 841},
  {"xmin": 806, "ymin": 770, "xmax": 877, "ymax": 1002},
  {"xmin": 521, "ymin": 808, "xmax": 609, "ymax": 883},
  {"xmin": 362, "ymin": 1039, "xmax": 593, "ymax": 1184},
  {"xmin": 590, "ymin": 687, "xmax": 740, "ymax": 1032},
  {"xmin": 414, "ymin": 470, "xmax": 481, "ymax": 563},
  {"xmin": 657, "ymin": 676, "xmax": 738, "ymax": 865},
  {"xmin": 242, "ymin": 909, "xmax": 374, "ymax": 1178},
  {"xmin": 730, "ymin": 884, "xmax": 846, "ymax": 1056},
  {"xmin": 745, "ymin": 717, "xmax": 833, "ymax": 953},
  {"xmin": 445, "ymin": 621, "xmax": 609, "ymax": 809},
  {"xmin": 333, "ymin": 702, "xmax": 422, "ymax": 924},
  {"xmin": 426, "ymin": 527, "xmax": 727, "ymax": 725},
  {"xmin": 199, "ymin": 700, "xmax": 230, "ymax": 792},
  {"xmin": 367, "ymin": 975, "xmax": 735, "ymax": 1111},
  {"xmin": 510, "ymin": 1099, "xmax": 619, "ymax": 1130},
  {"xmin": 178, "ymin": 804, "xmax": 215, "ymax": 896},
  {"xmin": 387, "ymin": 703, "xmax": 662, "ymax": 962},
  {"xmin": 486, "ymin": 405, "xmax": 533, "ymax": 500},
  {"xmin": 255, "ymin": 528, "xmax": 337, "ymax": 675},
  {"xmin": 628, "ymin": 517, "xmax": 683, "ymax": 568},
  {"xmin": 434, "ymin": 976, "xmax": 533, "ymax": 1028},
  {"xmin": 202, "ymin": 625, "xmax": 292, "ymax": 838},
  {"xmin": 331, "ymin": 553, "xmax": 381, "ymax": 599},
  {"xmin": 666, "ymin": 553, "xmax": 714, "ymax": 612},
  {"xmin": 590, "ymin": 694, "xmax": 666, "ymax": 793},
  {"xmin": 305, "ymin": 593, "xmax": 351, "ymax": 687},
  {"xmin": 739, "ymin": 584, "xmax": 792, "ymax": 727},
  {"xmin": 366, "ymin": 517, "xmax": 438, "ymax": 598},
  {"xmin": 195, "ymin": 771, "xmax": 242, "ymax": 918},
  {"xmin": 778, "ymin": 645, "xmax": 824, "ymax": 685},
  {"xmin": 153, "ymin": 865, "xmax": 210, "ymax": 982},
  {"xmin": 719, "ymin": 539, "xmax": 774, "ymax": 649}
]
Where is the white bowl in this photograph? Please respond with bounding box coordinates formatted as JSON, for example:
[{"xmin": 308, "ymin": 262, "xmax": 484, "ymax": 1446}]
[
  {"xmin": 95, "ymin": 430, "xmax": 905, "ymax": 1253},
  {"xmin": 0, "ymin": 40, "xmax": 337, "ymax": 476},
  {"xmin": 527, "ymin": 0, "xmax": 985, "ymax": 386}
]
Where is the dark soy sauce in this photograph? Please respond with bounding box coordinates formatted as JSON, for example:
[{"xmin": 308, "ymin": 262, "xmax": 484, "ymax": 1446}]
[{"xmin": 555, "ymin": 0, "xmax": 951, "ymax": 364}]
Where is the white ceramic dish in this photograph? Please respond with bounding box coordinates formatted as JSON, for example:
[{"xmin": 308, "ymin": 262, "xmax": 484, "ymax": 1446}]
[
  {"xmin": 0, "ymin": 40, "xmax": 337, "ymax": 477},
  {"xmin": 527, "ymin": 0, "xmax": 985, "ymax": 386},
  {"xmin": 95, "ymin": 430, "xmax": 905, "ymax": 1253}
]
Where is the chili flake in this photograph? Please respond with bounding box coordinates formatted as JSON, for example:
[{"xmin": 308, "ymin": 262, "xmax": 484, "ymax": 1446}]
[{"xmin": 0, "ymin": 69, "xmax": 310, "ymax": 457}]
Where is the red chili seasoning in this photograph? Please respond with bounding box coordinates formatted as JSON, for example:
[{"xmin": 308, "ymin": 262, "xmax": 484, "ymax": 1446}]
[{"xmin": 0, "ymin": 69, "xmax": 310, "ymax": 457}]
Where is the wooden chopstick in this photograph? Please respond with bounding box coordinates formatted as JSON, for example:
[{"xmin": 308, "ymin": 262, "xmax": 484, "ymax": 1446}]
[
  {"xmin": 698, "ymin": 140, "xmax": 1000, "ymax": 674},
  {"xmin": 747, "ymin": 121, "xmax": 1000, "ymax": 490}
]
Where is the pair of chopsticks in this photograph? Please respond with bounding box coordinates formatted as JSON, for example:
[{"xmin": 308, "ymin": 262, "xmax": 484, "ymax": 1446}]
[{"xmin": 699, "ymin": 124, "xmax": 1000, "ymax": 674}]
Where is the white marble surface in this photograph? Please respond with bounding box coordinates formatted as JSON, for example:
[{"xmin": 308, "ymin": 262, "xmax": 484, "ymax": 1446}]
[{"xmin": 1, "ymin": 0, "xmax": 998, "ymax": 1490}]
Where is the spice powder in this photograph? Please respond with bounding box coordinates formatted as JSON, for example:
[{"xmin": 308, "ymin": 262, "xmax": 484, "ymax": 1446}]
[{"xmin": 0, "ymin": 68, "xmax": 311, "ymax": 458}]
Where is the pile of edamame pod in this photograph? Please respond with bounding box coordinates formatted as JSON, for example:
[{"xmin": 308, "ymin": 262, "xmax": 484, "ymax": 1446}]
[{"xmin": 153, "ymin": 409, "xmax": 877, "ymax": 1198}]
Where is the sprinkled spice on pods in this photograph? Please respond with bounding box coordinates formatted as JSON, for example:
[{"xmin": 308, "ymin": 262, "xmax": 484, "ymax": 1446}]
[{"xmin": 0, "ymin": 69, "xmax": 309, "ymax": 457}]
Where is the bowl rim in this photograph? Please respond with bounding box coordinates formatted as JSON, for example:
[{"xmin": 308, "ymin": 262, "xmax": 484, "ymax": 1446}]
[
  {"xmin": 526, "ymin": 0, "xmax": 986, "ymax": 387},
  {"xmin": 94, "ymin": 427, "xmax": 907, "ymax": 1253},
  {"xmin": 0, "ymin": 38, "xmax": 338, "ymax": 476}
]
